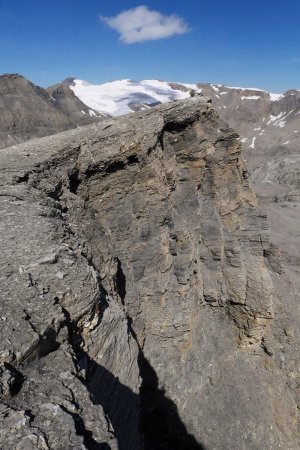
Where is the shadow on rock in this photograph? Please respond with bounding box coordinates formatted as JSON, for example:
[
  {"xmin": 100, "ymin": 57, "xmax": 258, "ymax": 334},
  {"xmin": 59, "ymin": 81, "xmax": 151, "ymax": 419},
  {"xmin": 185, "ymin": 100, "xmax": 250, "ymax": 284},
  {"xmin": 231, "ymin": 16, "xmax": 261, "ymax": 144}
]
[
  {"xmin": 139, "ymin": 354, "xmax": 206, "ymax": 450},
  {"xmin": 84, "ymin": 349, "xmax": 207, "ymax": 450},
  {"xmin": 65, "ymin": 285, "xmax": 207, "ymax": 449}
]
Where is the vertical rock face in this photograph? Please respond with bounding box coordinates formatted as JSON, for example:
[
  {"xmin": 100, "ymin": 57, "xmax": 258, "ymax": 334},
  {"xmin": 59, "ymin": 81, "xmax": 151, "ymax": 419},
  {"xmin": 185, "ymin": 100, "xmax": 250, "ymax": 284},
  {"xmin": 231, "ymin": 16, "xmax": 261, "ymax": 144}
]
[{"xmin": 0, "ymin": 97, "xmax": 299, "ymax": 449}]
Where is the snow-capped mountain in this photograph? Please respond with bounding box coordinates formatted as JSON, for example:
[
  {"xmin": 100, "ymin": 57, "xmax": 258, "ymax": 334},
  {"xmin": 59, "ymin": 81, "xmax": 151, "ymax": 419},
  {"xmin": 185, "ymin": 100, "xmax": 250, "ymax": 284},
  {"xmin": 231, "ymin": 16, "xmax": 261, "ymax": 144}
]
[{"xmin": 69, "ymin": 79, "xmax": 199, "ymax": 116}]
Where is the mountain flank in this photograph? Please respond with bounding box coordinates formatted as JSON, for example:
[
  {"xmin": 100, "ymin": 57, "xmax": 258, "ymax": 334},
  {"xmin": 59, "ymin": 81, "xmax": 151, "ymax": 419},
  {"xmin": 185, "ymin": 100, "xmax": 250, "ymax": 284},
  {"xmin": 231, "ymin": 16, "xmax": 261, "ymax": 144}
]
[
  {"xmin": 0, "ymin": 74, "xmax": 105, "ymax": 149},
  {"xmin": 200, "ymin": 84, "xmax": 300, "ymax": 282}
]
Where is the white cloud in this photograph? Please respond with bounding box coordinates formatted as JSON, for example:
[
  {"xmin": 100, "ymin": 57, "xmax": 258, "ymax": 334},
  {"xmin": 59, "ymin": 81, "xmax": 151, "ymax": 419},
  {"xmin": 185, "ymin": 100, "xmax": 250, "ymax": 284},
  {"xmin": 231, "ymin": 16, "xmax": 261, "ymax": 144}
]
[{"xmin": 101, "ymin": 5, "xmax": 189, "ymax": 44}]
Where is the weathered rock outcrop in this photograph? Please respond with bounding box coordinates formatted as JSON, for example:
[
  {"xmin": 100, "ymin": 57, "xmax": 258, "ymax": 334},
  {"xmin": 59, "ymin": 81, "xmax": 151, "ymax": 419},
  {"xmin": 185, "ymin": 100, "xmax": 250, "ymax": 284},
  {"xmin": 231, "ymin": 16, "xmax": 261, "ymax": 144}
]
[{"xmin": 0, "ymin": 97, "xmax": 299, "ymax": 449}]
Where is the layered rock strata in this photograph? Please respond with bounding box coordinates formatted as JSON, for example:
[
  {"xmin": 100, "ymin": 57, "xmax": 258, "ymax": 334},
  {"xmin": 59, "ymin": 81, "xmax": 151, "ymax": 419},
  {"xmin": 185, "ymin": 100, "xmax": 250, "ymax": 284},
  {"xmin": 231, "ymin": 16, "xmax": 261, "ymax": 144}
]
[{"xmin": 0, "ymin": 97, "xmax": 299, "ymax": 449}]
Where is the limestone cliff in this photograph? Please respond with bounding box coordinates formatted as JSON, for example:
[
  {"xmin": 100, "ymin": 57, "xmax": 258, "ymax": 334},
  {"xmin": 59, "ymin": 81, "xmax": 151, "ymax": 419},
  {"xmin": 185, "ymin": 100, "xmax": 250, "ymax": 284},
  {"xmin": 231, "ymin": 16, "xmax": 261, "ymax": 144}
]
[{"xmin": 0, "ymin": 97, "xmax": 299, "ymax": 449}]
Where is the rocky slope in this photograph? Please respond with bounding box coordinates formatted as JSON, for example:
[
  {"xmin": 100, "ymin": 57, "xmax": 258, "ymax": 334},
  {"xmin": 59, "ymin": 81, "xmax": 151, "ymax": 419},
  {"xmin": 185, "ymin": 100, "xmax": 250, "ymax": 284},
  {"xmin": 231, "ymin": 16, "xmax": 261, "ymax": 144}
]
[
  {"xmin": 0, "ymin": 74, "xmax": 105, "ymax": 149},
  {"xmin": 197, "ymin": 84, "xmax": 300, "ymax": 173},
  {"xmin": 198, "ymin": 84, "xmax": 300, "ymax": 284},
  {"xmin": 0, "ymin": 96, "xmax": 299, "ymax": 449}
]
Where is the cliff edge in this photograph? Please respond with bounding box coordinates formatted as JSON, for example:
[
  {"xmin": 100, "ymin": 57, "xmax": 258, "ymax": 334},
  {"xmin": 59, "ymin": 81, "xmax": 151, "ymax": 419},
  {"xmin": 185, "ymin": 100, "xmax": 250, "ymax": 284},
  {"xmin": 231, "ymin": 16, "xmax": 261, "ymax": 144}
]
[{"xmin": 0, "ymin": 97, "xmax": 299, "ymax": 449}]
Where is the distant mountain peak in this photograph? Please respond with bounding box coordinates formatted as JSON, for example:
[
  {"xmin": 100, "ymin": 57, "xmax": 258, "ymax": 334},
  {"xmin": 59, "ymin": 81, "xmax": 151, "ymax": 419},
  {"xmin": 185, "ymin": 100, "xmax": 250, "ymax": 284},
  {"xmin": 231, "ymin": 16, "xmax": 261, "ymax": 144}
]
[
  {"xmin": 1, "ymin": 73, "xmax": 26, "ymax": 80},
  {"xmin": 61, "ymin": 77, "xmax": 76, "ymax": 86},
  {"xmin": 0, "ymin": 73, "xmax": 106, "ymax": 149}
]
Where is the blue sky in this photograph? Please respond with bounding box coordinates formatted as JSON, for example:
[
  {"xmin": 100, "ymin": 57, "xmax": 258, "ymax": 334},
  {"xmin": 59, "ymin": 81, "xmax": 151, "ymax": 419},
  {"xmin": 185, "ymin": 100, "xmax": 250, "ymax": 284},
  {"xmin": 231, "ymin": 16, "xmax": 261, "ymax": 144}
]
[{"xmin": 0, "ymin": 0, "xmax": 299, "ymax": 92}]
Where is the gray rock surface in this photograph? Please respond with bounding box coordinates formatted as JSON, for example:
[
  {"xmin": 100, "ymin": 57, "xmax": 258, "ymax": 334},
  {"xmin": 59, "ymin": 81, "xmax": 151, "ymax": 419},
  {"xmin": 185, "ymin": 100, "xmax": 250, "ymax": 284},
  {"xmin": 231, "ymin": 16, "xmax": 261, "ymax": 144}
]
[
  {"xmin": 197, "ymin": 84, "xmax": 300, "ymax": 285},
  {"xmin": 0, "ymin": 97, "xmax": 299, "ymax": 449},
  {"xmin": 0, "ymin": 74, "xmax": 105, "ymax": 149}
]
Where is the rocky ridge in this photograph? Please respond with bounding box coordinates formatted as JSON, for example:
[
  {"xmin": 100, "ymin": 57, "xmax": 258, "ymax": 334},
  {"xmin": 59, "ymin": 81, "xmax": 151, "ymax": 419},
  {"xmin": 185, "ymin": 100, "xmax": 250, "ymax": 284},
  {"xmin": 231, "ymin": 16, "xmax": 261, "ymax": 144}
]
[{"xmin": 0, "ymin": 96, "xmax": 299, "ymax": 449}]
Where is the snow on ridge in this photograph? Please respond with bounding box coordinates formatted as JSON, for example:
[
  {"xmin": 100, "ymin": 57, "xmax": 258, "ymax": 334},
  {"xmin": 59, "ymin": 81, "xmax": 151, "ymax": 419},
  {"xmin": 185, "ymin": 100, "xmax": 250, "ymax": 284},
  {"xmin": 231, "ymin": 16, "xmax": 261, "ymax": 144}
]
[
  {"xmin": 224, "ymin": 85, "xmax": 266, "ymax": 92},
  {"xmin": 70, "ymin": 79, "xmax": 201, "ymax": 117},
  {"xmin": 213, "ymin": 84, "xmax": 283, "ymax": 100},
  {"xmin": 241, "ymin": 96, "xmax": 261, "ymax": 100},
  {"xmin": 211, "ymin": 83, "xmax": 265, "ymax": 93}
]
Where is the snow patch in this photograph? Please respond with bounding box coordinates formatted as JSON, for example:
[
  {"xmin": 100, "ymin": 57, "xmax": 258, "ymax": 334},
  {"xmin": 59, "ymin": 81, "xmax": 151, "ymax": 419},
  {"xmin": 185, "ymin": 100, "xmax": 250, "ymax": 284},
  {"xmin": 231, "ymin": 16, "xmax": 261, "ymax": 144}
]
[
  {"xmin": 267, "ymin": 115, "xmax": 276, "ymax": 125},
  {"xmin": 277, "ymin": 121, "xmax": 286, "ymax": 128},
  {"xmin": 250, "ymin": 137, "xmax": 256, "ymax": 149},
  {"xmin": 267, "ymin": 110, "xmax": 294, "ymax": 128},
  {"xmin": 270, "ymin": 93, "xmax": 282, "ymax": 101},
  {"xmin": 241, "ymin": 96, "xmax": 260, "ymax": 100},
  {"xmin": 211, "ymin": 84, "xmax": 221, "ymax": 92}
]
